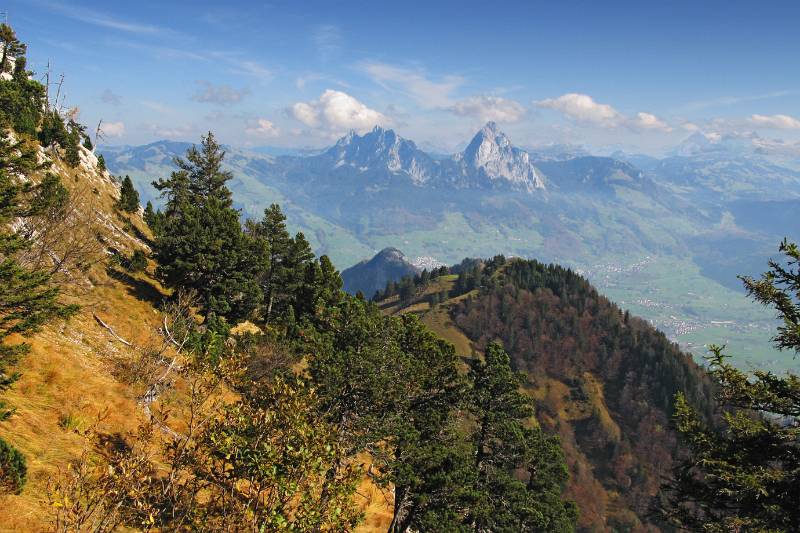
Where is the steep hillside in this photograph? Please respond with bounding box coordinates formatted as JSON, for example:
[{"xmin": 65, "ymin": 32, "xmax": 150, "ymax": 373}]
[
  {"xmin": 0, "ymin": 140, "xmax": 394, "ymax": 532},
  {"xmin": 0, "ymin": 140, "xmax": 162, "ymax": 529},
  {"xmin": 379, "ymin": 257, "xmax": 714, "ymax": 531}
]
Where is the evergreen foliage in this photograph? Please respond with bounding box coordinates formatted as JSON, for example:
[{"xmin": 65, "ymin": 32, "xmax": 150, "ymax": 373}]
[
  {"xmin": 461, "ymin": 343, "xmax": 577, "ymax": 532},
  {"xmin": 0, "ymin": 24, "xmax": 25, "ymax": 76},
  {"xmin": 661, "ymin": 240, "xmax": 800, "ymax": 532},
  {"xmin": 152, "ymin": 133, "xmax": 264, "ymax": 320},
  {"xmin": 116, "ymin": 175, "xmax": 139, "ymax": 212},
  {"xmin": 0, "ymin": 436, "xmax": 26, "ymax": 494},
  {"xmin": 0, "ymin": 26, "xmax": 44, "ymax": 136},
  {"xmin": 125, "ymin": 249, "xmax": 147, "ymax": 273}
]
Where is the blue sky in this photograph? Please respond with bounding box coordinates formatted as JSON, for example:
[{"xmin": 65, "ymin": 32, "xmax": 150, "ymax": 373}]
[{"xmin": 7, "ymin": 0, "xmax": 800, "ymax": 153}]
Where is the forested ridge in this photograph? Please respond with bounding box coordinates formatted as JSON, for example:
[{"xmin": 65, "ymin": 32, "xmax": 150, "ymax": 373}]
[
  {"xmin": 1, "ymin": 23, "xmax": 799, "ymax": 533},
  {"xmin": 446, "ymin": 257, "xmax": 715, "ymax": 529}
]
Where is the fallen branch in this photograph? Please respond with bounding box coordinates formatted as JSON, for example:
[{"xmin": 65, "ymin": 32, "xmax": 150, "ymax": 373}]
[{"xmin": 93, "ymin": 312, "xmax": 133, "ymax": 346}]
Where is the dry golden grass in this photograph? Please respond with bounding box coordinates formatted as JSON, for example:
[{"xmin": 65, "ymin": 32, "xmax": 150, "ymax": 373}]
[
  {"xmin": 0, "ymin": 146, "xmax": 165, "ymax": 531},
  {"xmin": 0, "ymin": 145, "xmax": 399, "ymax": 532},
  {"xmin": 0, "ymin": 285, "xmax": 164, "ymax": 531}
]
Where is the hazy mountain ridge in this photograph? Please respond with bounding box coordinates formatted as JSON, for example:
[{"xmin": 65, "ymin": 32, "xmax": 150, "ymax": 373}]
[{"xmin": 341, "ymin": 247, "xmax": 420, "ymax": 297}]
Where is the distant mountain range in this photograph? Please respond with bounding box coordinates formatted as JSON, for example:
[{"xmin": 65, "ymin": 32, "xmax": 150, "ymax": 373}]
[{"xmin": 100, "ymin": 122, "xmax": 800, "ymax": 370}]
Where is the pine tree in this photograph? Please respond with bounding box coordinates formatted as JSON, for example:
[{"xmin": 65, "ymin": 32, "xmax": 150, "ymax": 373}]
[
  {"xmin": 96, "ymin": 153, "xmax": 106, "ymax": 171},
  {"xmin": 0, "ymin": 29, "xmax": 44, "ymax": 136},
  {"xmin": 247, "ymin": 204, "xmax": 292, "ymax": 324},
  {"xmin": 461, "ymin": 343, "xmax": 576, "ymax": 532},
  {"xmin": 117, "ymin": 175, "xmax": 139, "ymax": 212},
  {"xmin": 0, "ymin": 24, "xmax": 25, "ymax": 75},
  {"xmin": 661, "ymin": 240, "xmax": 800, "ymax": 532},
  {"xmin": 63, "ymin": 120, "xmax": 83, "ymax": 167},
  {"xmin": 152, "ymin": 133, "xmax": 264, "ymax": 320}
]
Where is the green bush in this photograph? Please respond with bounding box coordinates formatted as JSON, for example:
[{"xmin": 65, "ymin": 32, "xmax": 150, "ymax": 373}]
[
  {"xmin": 0, "ymin": 437, "xmax": 26, "ymax": 494},
  {"xmin": 127, "ymin": 249, "xmax": 147, "ymax": 273}
]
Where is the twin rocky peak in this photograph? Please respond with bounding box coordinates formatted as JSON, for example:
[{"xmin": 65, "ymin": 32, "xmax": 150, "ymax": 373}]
[{"xmin": 323, "ymin": 122, "xmax": 545, "ymax": 192}]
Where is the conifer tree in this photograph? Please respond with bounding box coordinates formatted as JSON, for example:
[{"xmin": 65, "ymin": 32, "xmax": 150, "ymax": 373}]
[
  {"xmin": 460, "ymin": 343, "xmax": 577, "ymax": 532},
  {"xmin": 0, "ymin": 24, "xmax": 25, "ymax": 75},
  {"xmin": 116, "ymin": 175, "xmax": 139, "ymax": 212},
  {"xmin": 247, "ymin": 204, "xmax": 292, "ymax": 324},
  {"xmin": 661, "ymin": 240, "xmax": 800, "ymax": 532},
  {"xmin": 152, "ymin": 133, "xmax": 263, "ymax": 320}
]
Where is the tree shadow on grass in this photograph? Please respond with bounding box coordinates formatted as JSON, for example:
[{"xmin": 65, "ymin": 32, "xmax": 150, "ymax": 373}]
[{"xmin": 106, "ymin": 266, "xmax": 165, "ymax": 307}]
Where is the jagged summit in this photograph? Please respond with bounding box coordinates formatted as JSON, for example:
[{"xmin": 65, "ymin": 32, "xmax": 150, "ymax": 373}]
[
  {"xmin": 451, "ymin": 122, "xmax": 545, "ymax": 191},
  {"xmin": 323, "ymin": 127, "xmax": 437, "ymax": 184}
]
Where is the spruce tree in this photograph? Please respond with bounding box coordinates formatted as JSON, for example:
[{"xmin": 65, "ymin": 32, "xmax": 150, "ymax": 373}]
[
  {"xmin": 460, "ymin": 343, "xmax": 576, "ymax": 532},
  {"xmin": 0, "ymin": 24, "xmax": 25, "ymax": 75},
  {"xmin": 117, "ymin": 175, "xmax": 139, "ymax": 212},
  {"xmin": 248, "ymin": 204, "xmax": 292, "ymax": 324},
  {"xmin": 152, "ymin": 133, "xmax": 263, "ymax": 320},
  {"xmin": 661, "ymin": 240, "xmax": 800, "ymax": 532}
]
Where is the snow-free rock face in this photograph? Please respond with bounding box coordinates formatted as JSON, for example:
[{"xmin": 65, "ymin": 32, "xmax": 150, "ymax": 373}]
[
  {"xmin": 322, "ymin": 126, "xmax": 439, "ymax": 185},
  {"xmin": 449, "ymin": 122, "xmax": 545, "ymax": 191},
  {"xmin": 314, "ymin": 123, "xmax": 545, "ymax": 191}
]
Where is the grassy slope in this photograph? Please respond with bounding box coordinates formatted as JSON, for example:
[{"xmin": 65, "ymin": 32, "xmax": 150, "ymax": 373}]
[{"xmin": 0, "ymin": 145, "xmax": 392, "ymax": 532}]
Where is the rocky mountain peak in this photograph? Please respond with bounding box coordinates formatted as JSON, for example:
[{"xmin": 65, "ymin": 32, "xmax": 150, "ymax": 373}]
[
  {"xmin": 324, "ymin": 127, "xmax": 436, "ymax": 184},
  {"xmin": 453, "ymin": 122, "xmax": 544, "ymax": 191}
]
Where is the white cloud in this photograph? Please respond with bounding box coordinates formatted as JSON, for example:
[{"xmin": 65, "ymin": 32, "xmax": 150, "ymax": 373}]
[
  {"xmin": 750, "ymin": 113, "xmax": 800, "ymax": 129},
  {"xmin": 148, "ymin": 123, "xmax": 195, "ymax": 139},
  {"xmin": 536, "ymin": 93, "xmax": 620, "ymax": 125},
  {"xmin": 360, "ymin": 62, "xmax": 463, "ymax": 108},
  {"xmin": 289, "ymin": 89, "xmax": 389, "ymax": 133},
  {"xmin": 449, "ymin": 96, "xmax": 527, "ymax": 123},
  {"xmin": 102, "ymin": 121, "xmax": 126, "ymax": 137},
  {"xmin": 631, "ymin": 112, "xmax": 672, "ymax": 132},
  {"xmin": 245, "ymin": 118, "xmax": 280, "ymax": 137},
  {"xmin": 226, "ymin": 58, "xmax": 272, "ymax": 82},
  {"xmin": 141, "ymin": 100, "xmax": 172, "ymax": 114},
  {"xmin": 681, "ymin": 121, "xmax": 700, "ymax": 132},
  {"xmin": 537, "ymin": 93, "xmax": 673, "ymax": 133}
]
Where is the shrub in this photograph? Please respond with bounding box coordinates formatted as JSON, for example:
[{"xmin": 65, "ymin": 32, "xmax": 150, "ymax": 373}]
[
  {"xmin": 0, "ymin": 437, "xmax": 26, "ymax": 494},
  {"xmin": 126, "ymin": 249, "xmax": 147, "ymax": 273}
]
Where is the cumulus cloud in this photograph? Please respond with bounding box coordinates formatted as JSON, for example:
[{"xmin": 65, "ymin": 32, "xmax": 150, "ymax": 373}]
[
  {"xmin": 631, "ymin": 112, "xmax": 672, "ymax": 132},
  {"xmin": 360, "ymin": 62, "xmax": 463, "ymax": 108},
  {"xmin": 289, "ymin": 89, "xmax": 389, "ymax": 133},
  {"xmin": 100, "ymin": 88, "xmax": 122, "ymax": 106},
  {"xmin": 102, "ymin": 121, "xmax": 126, "ymax": 137},
  {"xmin": 449, "ymin": 96, "xmax": 527, "ymax": 123},
  {"xmin": 536, "ymin": 92, "xmax": 672, "ymax": 133},
  {"xmin": 192, "ymin": 81, "xmax": 249, "ymax": 106},
  {"xmin": 536, "ymin": 93, "xmax": 620, "ymax": 125},
  {"xmin": 245, "ymin": 118, "xmax": 280, "ymax": 137},
  {"xmin": 750, "ymin": 113, "xmax": 800, "ymax": 129}
]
